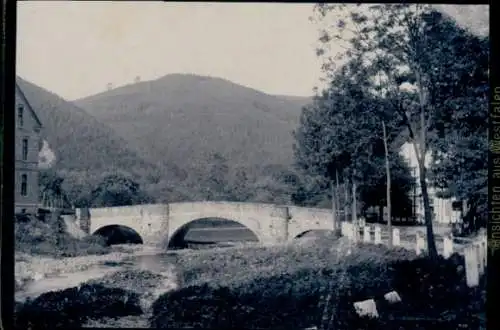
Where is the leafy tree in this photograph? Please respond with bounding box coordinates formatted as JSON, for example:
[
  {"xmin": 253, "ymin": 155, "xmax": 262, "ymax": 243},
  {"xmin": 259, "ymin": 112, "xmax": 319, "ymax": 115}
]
[
  {"xmin": 38, "ymin": 169, "xmax": 73, "ymax": 208},
  {"xmin": 39, "ymin": 169, "xmax": 64, "ymax": 196},
  {"xmin": 358, "ymin": 153, "xmax": 415, "ymax": 221},
  {"xmin": 90, "ymin": 171, "xmax": 152, "ymax": 207},
  {"xmin": 311, "ymin": 3, "xmax": 487, "ymax": 256},
  {"xmin": 197, "ymin": 152, "xmax": 231, "ymax": 201},
  {"xmin": 422, "ymin": 12, "xmax": 489, "ymax": 233},
  {"xmin": 294, "ymin": 60, "xmax": 411, "ymax": 236},
  {"xmin": 225, "ymin": 167, "xmax": 254, "ymax": 202}
]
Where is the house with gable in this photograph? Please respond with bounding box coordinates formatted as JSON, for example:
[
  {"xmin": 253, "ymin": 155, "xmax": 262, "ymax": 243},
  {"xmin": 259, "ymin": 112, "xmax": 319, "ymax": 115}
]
[{"xmin": 15, "ymin": 82, "xmax": 43, "ymax": 214}]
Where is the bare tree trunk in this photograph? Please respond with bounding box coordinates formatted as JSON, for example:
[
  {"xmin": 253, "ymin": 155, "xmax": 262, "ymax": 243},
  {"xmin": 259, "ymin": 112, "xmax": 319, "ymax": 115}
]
[
  {"xmin": 344, "ymin": 180, "xmax": 349, "ymax": 223},
  {"xmin": 415, "ymin": 68, "xmax": 437, "ymax": 258},
  {"xmin": 419, "ymin": 164, "xmax": 438, "ymax": 258},
  {"xmin": 382, "ymin": 121, "xmax": 392, "ymax": 247},
  {"xmin": 335, "ymin": 170, "xmax": 341, "ymax": 226},
  {"xmin": 352, "ymin": 174, "xmax": 358, "ymax": 242},
  {"xmin": 352, "ymin": 174, "xmax": 357, "ymax": 223},
  {"xmin": 330, "ymin": 180, "xmax": 337, "ymax": 231}
]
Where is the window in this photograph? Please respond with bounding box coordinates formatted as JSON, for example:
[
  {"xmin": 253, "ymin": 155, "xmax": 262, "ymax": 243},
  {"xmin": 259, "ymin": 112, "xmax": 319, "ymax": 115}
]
[
  {"xmin": 18, "ymin": 104, "xmax": 24, "ymax": 127},
  {"xmin": 22, "ymin": 138, "xmax": 28, "ymax": 161},
  {"xmin": 21, "ymin": 174, "xmax": 28, "ymax": 196}
]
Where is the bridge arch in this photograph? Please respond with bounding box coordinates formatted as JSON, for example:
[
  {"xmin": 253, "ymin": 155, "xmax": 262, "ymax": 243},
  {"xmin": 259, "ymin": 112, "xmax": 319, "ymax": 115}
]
[
  {"xmin": 93, "ymin": 224, "xmax": 143, "ymax": 245},
  {"xmin": 166, "ymin": 202, "xmax": 285, "ymax": 246},
  {"xmin": 167, "ymin": 217, "xmax": 259, "ymax": 249}
]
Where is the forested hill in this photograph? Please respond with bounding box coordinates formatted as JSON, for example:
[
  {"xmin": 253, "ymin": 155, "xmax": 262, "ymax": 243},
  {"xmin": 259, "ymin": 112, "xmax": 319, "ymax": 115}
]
[
  {"xmin": 74, "ymin": 74, "xmax": 312, "ymax": 175},
  {"xmin": 16, "ymin": 77, "xmax": 159, "ymax": 176}
]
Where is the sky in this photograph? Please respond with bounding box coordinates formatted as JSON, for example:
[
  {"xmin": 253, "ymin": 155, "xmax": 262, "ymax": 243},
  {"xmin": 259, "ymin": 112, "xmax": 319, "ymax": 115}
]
[{"xmin": 16, "ymin": 2, "xmax": 488, "ymax": 101}]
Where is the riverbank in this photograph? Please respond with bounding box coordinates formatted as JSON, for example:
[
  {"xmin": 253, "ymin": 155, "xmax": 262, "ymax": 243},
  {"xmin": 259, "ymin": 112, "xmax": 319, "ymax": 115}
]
[
  {"xmin": 15, "ymin": 244, "xmax": 163, "ymax": 296},
  {"xmin": 14, "ymin": 222, "xmax": 485, "ymax": 329},
  {"xmin": 15, "ymin": 232, "xmax": 486, "ymax": 329}
]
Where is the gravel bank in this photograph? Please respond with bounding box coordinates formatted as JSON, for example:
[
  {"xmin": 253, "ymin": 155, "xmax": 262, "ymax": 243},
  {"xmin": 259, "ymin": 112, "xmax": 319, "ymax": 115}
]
[{"xmin": 15, "ymin": 245, "xmax": 164, "ymax": 292}]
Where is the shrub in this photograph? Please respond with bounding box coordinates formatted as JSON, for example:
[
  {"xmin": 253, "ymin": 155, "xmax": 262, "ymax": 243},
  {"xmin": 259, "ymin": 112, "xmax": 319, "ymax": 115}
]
[
  {"xmin": 388, "ymin": 253, "xmax": 484, "ymax": 322},
  {"xmin": 15, "ymin": 284, "xmax": 142, "ymax": 329},
  {"xmin": 15, "ymin": 217, "xmax": 110, "ymax": 257}
]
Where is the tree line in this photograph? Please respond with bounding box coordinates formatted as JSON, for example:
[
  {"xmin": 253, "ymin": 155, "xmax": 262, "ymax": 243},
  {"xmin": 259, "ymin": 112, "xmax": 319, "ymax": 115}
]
[{"xmin": 294, "ymin": 4, "xmax": 488, "ymax": 257}]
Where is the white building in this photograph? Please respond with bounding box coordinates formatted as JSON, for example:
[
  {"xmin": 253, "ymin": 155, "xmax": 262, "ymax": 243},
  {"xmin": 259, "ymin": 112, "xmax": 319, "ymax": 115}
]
[{"xmin": 398, "ymin": 142, "xmax": 460, "ymax": 224}]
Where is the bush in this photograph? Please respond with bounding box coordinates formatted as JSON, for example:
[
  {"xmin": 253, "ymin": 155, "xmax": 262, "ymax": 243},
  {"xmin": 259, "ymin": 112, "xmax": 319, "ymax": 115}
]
[
  {"xmin": 15, "ymin": 284, "xmax": 142, "ymax": 329},
  {"xmin": 388, "ymin": 253, "xmax": 484, "ymax": 323},
  {"xmin": 15, "ymin": 216, "xmax": 110, "ymax": 257}
]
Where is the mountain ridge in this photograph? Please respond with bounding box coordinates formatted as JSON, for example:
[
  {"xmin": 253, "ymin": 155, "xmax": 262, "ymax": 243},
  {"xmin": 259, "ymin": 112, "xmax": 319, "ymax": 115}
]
[
  {"xmin": 74, "ymin": 73, "xmax": 312, "ymax": 175},
  {"xmin": 16, "ymin": 76, "xmax": 160, "ymax": 176},
  {"xmin": 71, "ymin": 73, "xmax": 313, "ymax": 104}
]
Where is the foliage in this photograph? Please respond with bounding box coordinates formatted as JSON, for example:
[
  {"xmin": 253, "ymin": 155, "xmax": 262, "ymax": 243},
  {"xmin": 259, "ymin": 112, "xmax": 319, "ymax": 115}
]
[
  {"xmin": 15, "ymin": 284, "xmax": 142, "ymax": 329},
  {"xmin": 90, "ymin": 171, "xmax": 153, "ymax": 207},
  {"xmin": 150, "ymin": 241, "xmax": 483, "ymax": 329},
  {"xmin": 293, "ymin": 60, "xmax": 415, "ymax": 219},
  {"xmin": 17, "ymin": 77, "xmax": 159, "ymax": 174},
  {"xmin": 358, "ymin": 153, "xmax": 415, "ymax": 219},
  {"xmin": 309, "ymin": 4, "xmax": 488, "ymax": 247},
  {"xmin": 423, "ymin": 12, "xmax": 489, "ymax": 230},
  {"xmin": 74, "ymin": 74, "xmax": 309, "ymax": 183},
  {"xmin": 15, "ymin": 215, "xmax": 110, "ymax": 257}
]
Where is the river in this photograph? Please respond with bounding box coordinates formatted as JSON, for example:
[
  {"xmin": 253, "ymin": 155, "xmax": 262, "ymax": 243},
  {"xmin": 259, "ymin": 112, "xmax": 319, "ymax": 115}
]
[{"xmin": 16, "ymin": 226, "xmax": 256, "ymax": 303}]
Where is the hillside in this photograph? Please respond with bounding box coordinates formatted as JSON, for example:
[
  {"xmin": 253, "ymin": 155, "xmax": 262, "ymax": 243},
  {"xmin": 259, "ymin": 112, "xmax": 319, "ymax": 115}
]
[
  {"xmin": 16, "ymin": 77, "xmax": 159, "ymax": 176},
  {"xmin": 74, "ymin": 74, "xmax": 312, "ymax": 175}
]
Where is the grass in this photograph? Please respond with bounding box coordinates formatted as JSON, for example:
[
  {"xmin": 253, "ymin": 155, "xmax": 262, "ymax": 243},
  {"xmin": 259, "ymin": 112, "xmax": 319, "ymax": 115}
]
[{"xmin": 150, "ymin": 235, "xmax": 485, "ymax": 329}]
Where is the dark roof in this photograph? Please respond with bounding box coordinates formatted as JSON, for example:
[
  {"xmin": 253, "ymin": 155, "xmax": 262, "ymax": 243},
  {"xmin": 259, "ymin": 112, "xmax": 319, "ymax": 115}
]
[{"xmin": 15, "ymin": 82, "xmax": 43, "ymax": 127}]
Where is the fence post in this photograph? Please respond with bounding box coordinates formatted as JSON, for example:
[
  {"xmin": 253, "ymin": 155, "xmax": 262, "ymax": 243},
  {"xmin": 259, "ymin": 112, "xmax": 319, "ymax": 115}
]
[
  {"xmin": 392, "ymin": 228, "xmax": 400, "ymax": 247},
  {"xmin": 480, "ymin": 233, "xmax": 487, "ymax": 268},
  {"xmin": 476, "ymin": 242, "xmax": 484, "ymax": 276},
  {"xmin": 415, "ymin": 232, "xmax": 425, "ymax": 256},
  {"xmin": 465, "ymin": 244, "xmax": 480, "ymax": 287},
  {"xmin": 363, "ymin": 226, "xmax": 371, "ymax": 243},
  {"xmin": 482, "ymin": 237, "xmax": 487, "ymax": 268},
  {"xmin": 443, "ymin": 235, "xmax": 453, "ymax": 259},
  {"xmin": 374, "ymin": 226, "xmax": 382, "ymax": 245},
  {"xmin": 352, "ymin": 223, "xmax": 359, "ymax": 243},
  {"xmin": 341, "ymin": 222, "xmax": 348, "ymax": 237}
]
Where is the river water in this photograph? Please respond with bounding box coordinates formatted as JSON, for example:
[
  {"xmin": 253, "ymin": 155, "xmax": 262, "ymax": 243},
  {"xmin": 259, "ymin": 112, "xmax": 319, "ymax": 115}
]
[{"xmin": 16, "ymin": 226, "xmax": 256, "ymax": 303}]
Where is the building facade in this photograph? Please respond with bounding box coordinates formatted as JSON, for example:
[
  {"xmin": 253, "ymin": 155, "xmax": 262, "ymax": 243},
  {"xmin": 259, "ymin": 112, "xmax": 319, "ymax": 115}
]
[
  {"xmin": 399, "ymin": 142, "xmax": 461, "ymax": 224},
  {"xmin": 15, "ymin": 83, "xmax": 43, "ymax": 214}
]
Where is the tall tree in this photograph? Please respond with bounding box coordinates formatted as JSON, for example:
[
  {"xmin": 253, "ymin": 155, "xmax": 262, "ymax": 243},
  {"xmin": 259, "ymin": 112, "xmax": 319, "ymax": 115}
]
[
  {"xmin": 422, "ymin": 12, "xmax": 489, "ymax": 233},
  {"xmin": 311, "ymin": 4, "xmax": 486, "ymax": 257},
  {"xmin": 294, "ymin": 65, "xmax": 410, "ymax": 230},
  {"xmin": 90, "ymin": 171, "xmax": 152, "ymax": 207}
]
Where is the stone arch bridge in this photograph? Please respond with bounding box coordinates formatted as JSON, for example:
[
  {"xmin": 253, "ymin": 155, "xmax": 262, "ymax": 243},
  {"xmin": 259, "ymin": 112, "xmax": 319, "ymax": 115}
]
[{"xmin": 75, "ymin": 202, "xmax": 336, "ymax": 247}]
